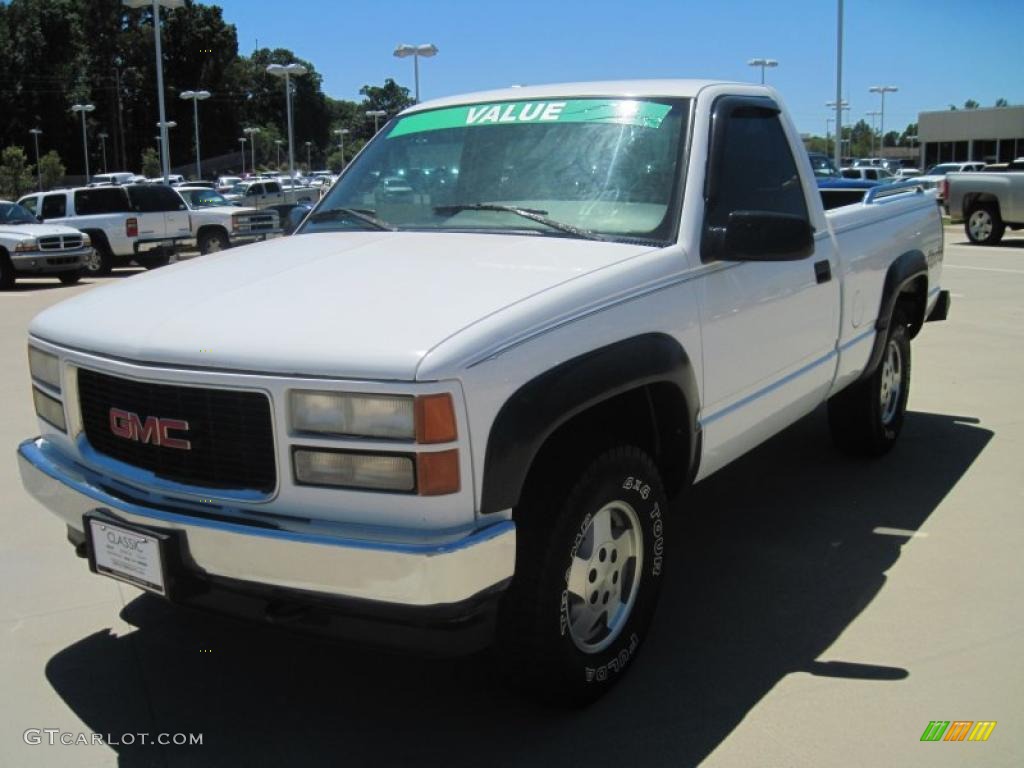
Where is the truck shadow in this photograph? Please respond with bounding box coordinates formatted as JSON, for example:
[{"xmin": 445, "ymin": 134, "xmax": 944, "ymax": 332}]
[{"xmin": 44, "ymin": 408, "xmax": 991, "ymax": 768}]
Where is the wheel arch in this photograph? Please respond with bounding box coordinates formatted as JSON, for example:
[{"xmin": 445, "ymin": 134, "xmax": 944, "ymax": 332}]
[
  {"xmin": 861, "ymin": 250, "xmax": 928, "ymax": 379},
  {"xmin": 480, "ymin": 333, "xmax": 701, "ymax": 515}
]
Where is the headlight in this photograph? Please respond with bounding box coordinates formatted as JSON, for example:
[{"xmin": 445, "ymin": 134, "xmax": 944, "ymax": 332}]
[
  {"xmin": 80, "ymin": 232, "xmax": 91, "ymax": 246},
  {"xmin": 28, "ymin": 346, "xmax": 61, "ymax": 391},
  {"xmin": 290, "ymin": 391, "xmax": 415, "ymax": 440},
  {"xmin": 293, "ymin": 449, "xmax": 415, "ymax": 491},
  {"xmin": 230, "ymin": 214, "xmax": 240, "ymax": 232},
  {"xmin": 33, "ymin": 387, "xmax": 66, "ymax": 432},
  {"xmin": 14, "ymin": 238, "xmax": 38, "ymax": 253}
]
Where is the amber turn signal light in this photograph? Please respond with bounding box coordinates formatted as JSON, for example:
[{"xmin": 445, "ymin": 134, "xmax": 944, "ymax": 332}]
[
  {"xmin": 415, "ymin": 393, "xmax": 457, "ymax": 444},
  {"xmin": 417, "ymin": 449, "xmax": 460, "ymax": 495}
]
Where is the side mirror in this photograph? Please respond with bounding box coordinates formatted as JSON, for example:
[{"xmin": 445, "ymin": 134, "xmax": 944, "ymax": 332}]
[
  {"xmin": 286, "ymin": 205, "xmax": 312, "ymax": 234},
  {"xmin": 706, "ymin": 211, "xmax": 814, "ymax": 262}
]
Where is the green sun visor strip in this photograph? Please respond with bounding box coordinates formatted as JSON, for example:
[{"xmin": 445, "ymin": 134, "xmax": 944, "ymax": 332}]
[{"xmin": 387, "ymin": 99, "xmax": 673, "ymax": 138}]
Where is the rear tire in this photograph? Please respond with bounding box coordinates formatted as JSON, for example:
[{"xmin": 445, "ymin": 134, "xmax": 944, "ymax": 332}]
[
  {"xmin": 965, "ymin": 203, "xmax": 1005, "ymax": 245},
  {"xmin": 498, "ymin": 446, "xmax": 668, "ymax": 706},
  {"xmin": 828, "ymin": 313, "xmax": 911, "ymax": 456},
  {"xmin": 58, "ymin": 271, "xmax": 81, "ymax": 285}
]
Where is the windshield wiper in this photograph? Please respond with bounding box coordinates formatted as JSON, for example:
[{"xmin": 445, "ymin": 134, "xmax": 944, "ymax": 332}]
[
  {"xmin": 307, "ymin": 207, "xmax": 396, "ymax": 231},
  {"xmin": 433, "ymin": 203, "xmax": 607, "ymax": 241}
]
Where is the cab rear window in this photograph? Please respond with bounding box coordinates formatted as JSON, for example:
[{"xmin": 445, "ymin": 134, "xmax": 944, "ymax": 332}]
[{"xmin": 74, "ymin": 188, "xmax": 130, "ymax": 215}]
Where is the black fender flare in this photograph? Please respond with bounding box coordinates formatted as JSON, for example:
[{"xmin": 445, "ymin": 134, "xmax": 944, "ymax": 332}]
[
  {"xmin": 863, "ymin": 250, "xmax": 928, "ymax": 378},
  {"xmin": 479, "ymin": 333, "xmax": 700, "ymax": 514}
]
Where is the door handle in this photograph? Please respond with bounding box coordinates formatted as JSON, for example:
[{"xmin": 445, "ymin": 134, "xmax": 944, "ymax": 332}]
[{"xmin": 814, "ymin": 260, "xmax": 832, "ymax": 284}]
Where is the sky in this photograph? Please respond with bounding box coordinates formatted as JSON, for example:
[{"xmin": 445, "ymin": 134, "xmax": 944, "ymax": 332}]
[{"xmin": 213, "ymin": 0, "xmax": 1024, "ymax": 137}]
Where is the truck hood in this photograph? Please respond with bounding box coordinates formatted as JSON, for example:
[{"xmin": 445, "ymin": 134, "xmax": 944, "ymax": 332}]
[
  {"xmin": 0, "ymin": 223, "xmax": 80, "ymax": 238},
  {"xmin": 30, "ymin": 231, "xmax": 651, "ymax": 380}
]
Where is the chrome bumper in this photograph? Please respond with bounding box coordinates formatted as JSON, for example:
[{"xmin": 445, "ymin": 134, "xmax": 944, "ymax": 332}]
[
  {"xmin": 17, "ymin": 438, "xmax": 515, "ymax": 608},
  {"xmin": 11, "ymin": 248, "xmax": 88, "ymax": 273}
]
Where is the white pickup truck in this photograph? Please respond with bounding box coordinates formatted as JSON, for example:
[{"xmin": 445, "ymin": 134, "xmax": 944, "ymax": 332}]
[
  {"xmin": 17, "ymin": 80, "xmax": 949, "ymax": 704},
  {"xmin": 18, "ymin": 185, "xmax": 191, "ymax": 275},
  {"xmin": 221, "ymin": 179, "xmax": 318, "ymax": 209},
  {"xmin": 175, "ymin": 186, "xmax": 282, "ymax": 254},
  {"xmin": 0, "ymin": 201, "xmax": 92, "ymax": 288}
]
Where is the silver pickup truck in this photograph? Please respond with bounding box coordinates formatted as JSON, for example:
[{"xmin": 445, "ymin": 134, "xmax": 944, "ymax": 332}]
[{"xmin": 944, "ymin": 160, "xmax": 1024, "ymax": 244}]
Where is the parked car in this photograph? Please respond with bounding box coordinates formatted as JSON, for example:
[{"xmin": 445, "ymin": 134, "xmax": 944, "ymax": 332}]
[
  {"xmin": 853, "ymin": 157, "xmax": 902, "ymax": 171},
  {"xmin": 816, "ymin": 177, "xmax": 881, "ymax": 210},
  {"xmin": 17, "ymin": 79, "xmax": 949, "ymax": 704},
  {"xmin": 915, "ymin": 162, "xmax": 986, "ymax": 202},
  {"xmin": 841, "ymin": 166, "xmax": 896, "ymax": 182},
  {"xmin": 216, "ymin": 176, "xmax": 242, "ymax": 194},
  {"xmin": 145, "ymin": 174, "xmax": 186, "ymax": 186},
  {"xmin": 374, "ymin": 175, "xmax": 415, "ymax": 204},
  {"xmin": 17, "ymin": 184, "xmax": 190, "ymax": 275},
  {"xmin": 807, "ymin": 152, "xmax": 840, "ymax": 179},
  {"xmin": 894, "ymin": 167, "xmax": 922, "ymax": 180},
  {"xmin": 175, "ymin": 186, "xmax": 282, "ymax": 253},
  {"xmin": 944, "ymin": 163, "xmax": 1024, "ymax": 244},
  {"xmin": 89, "ymin": 172, "xmax": 135, "ymax": 187},
  {"xmin": 0, "ymin": 200, "xmax": 92, "ymax": 289}
]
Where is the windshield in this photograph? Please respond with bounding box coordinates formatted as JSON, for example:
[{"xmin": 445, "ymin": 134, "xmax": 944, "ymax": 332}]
[
  {"xmin": 302, "ymin": 97, "xmax": 691, "ymax": 244},
  {"xmin": 0, "ymin": 202, "xmax": 38, "ymax": 224},
  {"xmin": 228, "ymin": 183, "xmax": 249, "ymax": 195},
  {"xmin": 925, "ymin": 164, "xmax": 960, "ymax": 176},
  {"xmin": 182, "ymin": 189, "xmax": 231, "ymax": 208},
  {"xmin": 808, "ymin": 154, "xmax": 838, "ymax": 178}
]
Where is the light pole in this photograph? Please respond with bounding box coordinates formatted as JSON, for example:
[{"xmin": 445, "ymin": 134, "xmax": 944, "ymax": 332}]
[
  {"xmin": 747, "ymin": 58, "xmax": 778, "ymax": 84},
  {"xmin": 267, "ymin": 63, "xmax": 308, "ymax": 180},
  {"xmin": 29, "ymin": 128, "xmax": 42, "ymax": 190},
  {"xmin": 865, "ymin": 110, "xmax": 882, "ymax": 155},
  {"xmin": 366, "ymin": 110, "xmax": 387, "ymax": 133},
  {"xmin": 869, "ymin": 85, "xmax": 898, "ymax": 155},
  {"xmin": 304, "ymin": 141, "xmax": 312, "ymax": 171},
  {"xmin": 238, "ymin": 137, "xmax": 247, "ymax": 176},
  {"xmin": 244, "ymin": 126, "xmax": 260, "ymax": 173},
  {"xmin": 70, "ymin": 104, "xmax": 96, "ymax": 183},
  {"xmin": 180, "ymin": 89, "xmax": 211, "ymax": 180},
  {"xmin": 156, "ymin": 120, "xmax": 176, "ymax": 178},
  {"xmin": 275, "ymin": 139, "xmax": 283, "ymax": 169},
  {"xmin": 123, "ymin": 0, "xmax": 186, "ymax": 184},
  {"xmin": 393, "ymin": 43, "xmax": 438, "ymax": 102},
  {"xmin": 826, "ymin": 100, "xmax": 850, "ymax": 162},
  {"xmin": 333, "ymin": 128, "xmax": 349, "ymax": 169},
  {"xmin": 834, "ymin": 0, "xmax": 844, "ymax": 170},
  {"xmin": 97, "ymin": 132, "xmax": 109, "ymax": 173}
]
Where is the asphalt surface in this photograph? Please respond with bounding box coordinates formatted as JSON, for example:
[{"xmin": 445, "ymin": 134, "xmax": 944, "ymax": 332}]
[{"xmin": 1, "ymin": 229, "xmax": 1021, "ymax": 767}]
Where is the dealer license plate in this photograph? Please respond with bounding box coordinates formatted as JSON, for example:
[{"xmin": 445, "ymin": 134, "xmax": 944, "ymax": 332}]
[{"xmin": 86, "ymin": 517, "xmax": 168, "ymax": 596}]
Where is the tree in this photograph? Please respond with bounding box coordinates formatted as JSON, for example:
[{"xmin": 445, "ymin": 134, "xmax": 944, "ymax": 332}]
[
  {"xmin": 964, "ymin": 99, "xmax": 979, "ymax": 110},
  {"xmin": 0, "ymin": 146, "xmax": 34, "ymax": 198},
  {"xmin": 995, "ymin": 98, "xmax": 1008, "ymax": 108},
  {"xmin": 38, "ymin": 150, "xmax": 65, "ymax": 190},
  {"xmin": 140, "ymin": 146, "xmax": 160, "ymax": 177}
]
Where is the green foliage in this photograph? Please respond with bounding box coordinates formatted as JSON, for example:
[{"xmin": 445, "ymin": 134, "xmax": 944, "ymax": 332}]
[
  {"xmin": 0, "ymin": 145, "xmax": 34, "ymax": 198},
  {"xmin": 38, "ymin": 150, "xmax": 65, "ymax": 190},
  {"xmin": 140, "ymin": 146, "xmax": 160, "ymax": 177},
  {"xmin": 995, "ymin": 98, "xmax": 1008, "ymax": 108},
  {"xmin": 964, "ymin": 99, "xmax": 979, "ymax": 110}
]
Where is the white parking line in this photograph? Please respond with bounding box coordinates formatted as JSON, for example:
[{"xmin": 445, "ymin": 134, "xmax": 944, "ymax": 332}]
[{"xmin": 945, "ymin": 264, "xmax": 1024, "ymax": 275}]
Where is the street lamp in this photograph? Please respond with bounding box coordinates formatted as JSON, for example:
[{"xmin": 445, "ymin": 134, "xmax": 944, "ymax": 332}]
[
  {"xmin": 366, "ymin": 110, "xmax": 387, "ymax": 133},
  {"xmin": 274, "ymin": 139, "xmax": 283, "ymax": 169},
  {"xmin": 29, "ymin": 128, "xmax": 42, "ymax": 190},
  {"xmin": 826, "ymin": 100, "xmax": 850, "ymax": 161},
  {"xmin": 869, "ymin": 85, "xmax": 898, "ymax": 155},
  {"xmin": 865, "ymin": 110, "xmax": 882, "ymax": 155},
  {"xmin": 180, "ymin": 89, "xmax": 211, "ymax": 180},
  {"xmin": 123, "ymin": 0, "xmax": 186, "ymax": 184},
  {"xmin": 333, "ymin": 128, "xmax": 349, "ymax": 169},
  {"xmin": 747, "ymin": 58, "xmax": 778, "ymax": 84},
  {"xmin": 304, "ymin": 140, "xmax": 312, "ymax": 171},
  {"xmin": 243, "ymin": 126, "xmax": 260, "ymax": 173},
  {"xmin": 393, "ymin": 43, "xmax": 438, "ymax": 102},
  {"xmin": 834, "ymin": 0, "xmax": 845, "ymax": 170},
  {"xmin": 156, "ymin": 120, "xmax": 176, "ymax": 178},
  {"xmin": 266, "ymin": 62, "xmax": 308, "ymax": 180},
  {"xmin": 70, "ymin": 104, "xmax": 96, "ymax": 183},
  {"xmin": 97, "ymin": 132, "xmax": 109, "ymax": 173},
  {"xmin": 238, "ymin": 137, "xmax": 247, "ymax": 176}
]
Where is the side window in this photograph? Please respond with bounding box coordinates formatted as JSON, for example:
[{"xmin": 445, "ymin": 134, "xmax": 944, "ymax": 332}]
[
  {"xmin": 127, "ymin": 185, "xmax": 186, "ymax": 212},
  {"xmin": 246, "ymin": 184, "xmax": 260, "ymax": 196},
  {"xmin": 866, "ymin": 170, "xmax": 878, "ymax": 180},
  {"xmin": 41, "ymin": 194, "xmax": 67, "ymax": 219},
  {"xmin": 705, "ymin": 107, "xmax": 809, "ymax": 230},
  {"xmin": 265, "ymin": 182, "xmax": 281, "ymax": 194},
  {"xmin": 75, "ymin": 188, "xmax": 130, "ymax": 215},
  {"xmin": 20, "ymin": 196, "xmax": 38, "ymax": 215}
]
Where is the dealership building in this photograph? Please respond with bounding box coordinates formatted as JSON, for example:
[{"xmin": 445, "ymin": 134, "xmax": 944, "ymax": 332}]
[{"xmin": 919, "ymin": 105, "xmax": 1024, "ymax": 167}]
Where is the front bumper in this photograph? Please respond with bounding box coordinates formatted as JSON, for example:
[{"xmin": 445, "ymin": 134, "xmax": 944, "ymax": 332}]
[
  {"xmin": 11, "ymin": 248, "xmax": 88, "ymax": 274},
  {"xmin": 230, "ymin": 228, "xmax": 283, "ymax": 245},
  {"xmin": 18, "ymin": 437, "xmax": 515, "ymax": 650}
]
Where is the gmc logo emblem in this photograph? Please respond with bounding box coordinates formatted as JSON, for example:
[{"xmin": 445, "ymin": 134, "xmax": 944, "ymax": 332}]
[{"xmin": 109, "ymin": 408, "xmax": 192, "ymax": 450}]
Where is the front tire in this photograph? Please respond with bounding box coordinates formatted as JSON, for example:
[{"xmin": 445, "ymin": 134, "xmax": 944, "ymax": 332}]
[
  {"xmin": 0, "ymin": 252, "xmax": 15, "ymax": 290},
  {"xmin": 965, "ymin": 203, "xmax": 1005, "ymax": 245},
  {"xmin": 198, "ymin": 229, "xmax": 230, "ymax": 254},
  {"xmin": 82, "ymin": 238, "xmax": 113, "ymax": 276},
  {"xmin": 499, "ymin": 446, "xmax": 668, "ymax": 705},
  {"xmin": 58, "ymin": 271, "xmax": 81, "ymax": 285},
  {"xmin": 828, "ymin": 315, "xmax": 911, "ymax": 456}
]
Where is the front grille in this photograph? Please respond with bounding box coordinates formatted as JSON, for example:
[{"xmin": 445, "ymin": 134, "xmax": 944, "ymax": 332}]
[
  {"xmin": 77, "ymin": 368, "xmax": 276, "ymax": 493},
  {"xmin": 238, "ymin": 214, "xmax": 277, "ymax": 233},
  {"xmin": 39, "ymin": 234, "xmax": 84, "ymax": 251},
  {"xmin": 46, "ymin": 256, "xmax": 78, "ymax": 266}
]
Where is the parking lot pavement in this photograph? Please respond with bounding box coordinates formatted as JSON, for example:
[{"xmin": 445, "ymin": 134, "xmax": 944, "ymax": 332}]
[{"xmin": 1, "ymin": 232, "xmax": 1022, "ymax": 767}]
